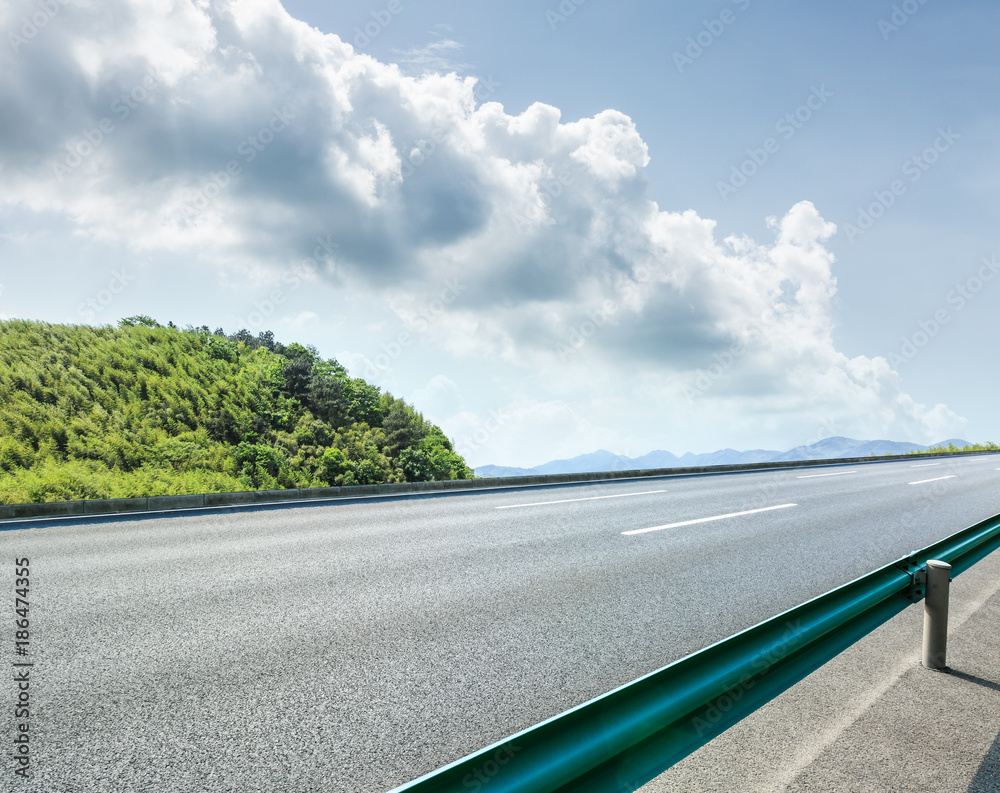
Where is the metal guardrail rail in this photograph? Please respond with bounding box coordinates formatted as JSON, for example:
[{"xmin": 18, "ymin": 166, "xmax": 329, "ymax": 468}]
[{"xmin": 388, "ymin": 511, "xmax": 1000, "ymax": 793}]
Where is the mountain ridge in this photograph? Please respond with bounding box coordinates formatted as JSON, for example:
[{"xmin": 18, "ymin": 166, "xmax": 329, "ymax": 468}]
[{"xmin": 475, "ymin": 436, "xmax": 977, "ymax": 477}]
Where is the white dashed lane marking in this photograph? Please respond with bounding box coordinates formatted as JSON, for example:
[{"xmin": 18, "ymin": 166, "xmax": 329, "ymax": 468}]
[
  {"xmin": 909, "ymin": 475, "xmax": 957, "ymax": 485},
  {"xmin": 622, "ymin": 503, "xmax": 798, "ymax": 536},
  {"xmin": 496, "ymin": 490, "xmax": 666, "ymax": 510}
]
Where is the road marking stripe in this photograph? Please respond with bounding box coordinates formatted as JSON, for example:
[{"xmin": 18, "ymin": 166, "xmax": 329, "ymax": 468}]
[
  {"xmin": 496, "ymin": 489, "xmax": 666, "ymax": 509},
  {"xmin": 908, "ymin": 475, "xmax": 957, "ymax": 485},
  {"xmin": 622, "ymin": 503, "xmax": 798, "ymax": 536},
  {"xmin": 910, "ymin": 463, "xmax": 940, "ymax": 468},
  {"xmin": 796, "ymin": 471, "xmax": 857, "ymax": 479}
]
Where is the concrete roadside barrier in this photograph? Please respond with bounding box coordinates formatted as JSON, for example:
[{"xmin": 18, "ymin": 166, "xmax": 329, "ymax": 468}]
[{"xmin": 0, "ymin": 448, "xmax": 996, "ymax": 526}]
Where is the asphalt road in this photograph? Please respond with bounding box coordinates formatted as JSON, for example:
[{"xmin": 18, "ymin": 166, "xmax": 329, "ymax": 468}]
[{"xmin": 2, "ymin": 454, "xmax": 999, "ymax": 792}]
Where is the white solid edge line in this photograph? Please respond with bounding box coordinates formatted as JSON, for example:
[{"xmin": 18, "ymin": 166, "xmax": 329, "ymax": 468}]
[
  {"xmin": 496, "ymin": 489, "xmax": 667, "ymax": 509},
  {"xmin": 908, "ymin": 475, "xmax": 958, "ymax": 485},
  {"xmin": 622, "ymin": 503, "xmax": 798, "ymax": 536},
  {"xmin": 796, "ymin": 471, "xmax": 857, "ymax": 478},
  {"xmin": 910, "ymin": 463, "xmax": 941, "ymax": 467}
]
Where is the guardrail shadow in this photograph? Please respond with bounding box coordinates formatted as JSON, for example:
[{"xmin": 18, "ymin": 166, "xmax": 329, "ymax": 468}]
[
  {"xmin": 966, "ymin": 726, "xmax": 1000, "ymax": 792},
  {"xmin": 948, "ymin": 668, "xmax": 1000, "ymax": 694},
  {"xmin": 949, "ymin": 668, "xmax": 1000, "ymax": 792}
]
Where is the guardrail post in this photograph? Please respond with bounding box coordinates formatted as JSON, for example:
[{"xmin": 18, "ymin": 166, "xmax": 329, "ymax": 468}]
[{"xmin": 922, "ymin": 559, "xmax": 952, "ymax": 670}]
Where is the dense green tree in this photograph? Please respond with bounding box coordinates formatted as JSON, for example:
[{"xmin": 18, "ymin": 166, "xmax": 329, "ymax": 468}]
[
  {"xmin": 347, "ymin": 380, "xmax": 383, "ymax": 427},
  {"xmin": 382, "ymin": 402, "xmax": 424, "ymax": 457},
  {"xmin": 119, "ymin": 315, "xmax": 160, "ymax": 328},
  {"xmin": 0, "ymin": 319, "xmax": 472, "ymax": 503}
]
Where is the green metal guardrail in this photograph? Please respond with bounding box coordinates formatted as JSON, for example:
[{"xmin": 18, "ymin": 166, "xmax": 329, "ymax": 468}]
[{"xmin": 388, "ymin": 511, "xmax": 1000, "ymax": 793}]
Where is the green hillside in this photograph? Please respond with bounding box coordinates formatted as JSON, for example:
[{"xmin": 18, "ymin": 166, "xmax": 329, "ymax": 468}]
[{"xmin": 0, "ymin": 317, "xmax": 471, "ymax": 504}]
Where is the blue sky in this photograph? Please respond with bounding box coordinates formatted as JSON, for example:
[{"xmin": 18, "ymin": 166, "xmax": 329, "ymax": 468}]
[{"xmin": 1, "ymin": 0, "xmax": 998, "ymax": 467}]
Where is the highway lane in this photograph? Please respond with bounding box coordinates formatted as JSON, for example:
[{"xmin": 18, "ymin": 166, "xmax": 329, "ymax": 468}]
[{"xmin": 1, "ymin": 453, "xmax": 998, "ymax": 792}]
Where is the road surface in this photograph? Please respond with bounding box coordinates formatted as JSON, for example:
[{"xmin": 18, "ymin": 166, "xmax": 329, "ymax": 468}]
[{"xmin": 1, "ymin": 454, "xmax": 998, "ymax": 792}]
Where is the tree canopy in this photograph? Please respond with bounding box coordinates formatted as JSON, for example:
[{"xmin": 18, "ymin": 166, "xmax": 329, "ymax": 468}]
[{"xmin": 0, "ymin": 319, "xmax": 471, "ymax": 503}]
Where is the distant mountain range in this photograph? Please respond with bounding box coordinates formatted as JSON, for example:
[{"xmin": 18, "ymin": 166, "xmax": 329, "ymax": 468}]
[{"xmin": 475, "ymin": 437, "xmax": 973, "ymax": 478}]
